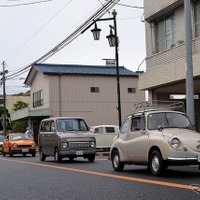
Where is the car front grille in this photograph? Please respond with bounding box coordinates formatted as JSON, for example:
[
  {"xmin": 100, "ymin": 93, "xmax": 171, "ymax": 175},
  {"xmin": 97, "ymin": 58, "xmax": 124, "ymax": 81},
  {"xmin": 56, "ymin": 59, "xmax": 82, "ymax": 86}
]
[
  {"xmin": 69, "ymin": 142, "xmax": 89, "ymax": 148},
  {"xmin": 17, "ymin": 145, "xmax": 32, "ymax": 148}
]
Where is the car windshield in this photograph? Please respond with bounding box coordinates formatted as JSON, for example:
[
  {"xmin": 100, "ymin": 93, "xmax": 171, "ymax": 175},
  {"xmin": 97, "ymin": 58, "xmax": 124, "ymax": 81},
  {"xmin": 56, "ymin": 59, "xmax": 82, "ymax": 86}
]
[
  {"xmin": 147, "ymin": 112, "xmax": 192, "ymax": 130},
  {"xmin": 56, "ymin": 119, "xmax": 89, "ymax": 132},
  {"xmin": 10, "ymin": 134, "xmax": 31, "ymax": 141}
]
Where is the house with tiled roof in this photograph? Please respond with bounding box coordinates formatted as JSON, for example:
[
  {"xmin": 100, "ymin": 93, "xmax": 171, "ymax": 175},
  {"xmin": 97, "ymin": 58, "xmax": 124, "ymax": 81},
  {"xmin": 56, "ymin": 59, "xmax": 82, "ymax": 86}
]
[{"xmin": 11, "ymin": 63, "xmax": 145, "ymax": 143}]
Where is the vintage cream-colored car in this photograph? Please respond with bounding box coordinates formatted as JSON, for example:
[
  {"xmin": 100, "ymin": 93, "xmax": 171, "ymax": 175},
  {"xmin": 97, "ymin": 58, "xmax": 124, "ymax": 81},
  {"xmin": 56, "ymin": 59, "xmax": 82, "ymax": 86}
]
[
  {"xmin": 90, "ymin": 125, "xmax": 119, "ymax": 151},
  {"xmin": 110, "ymin": 101, "xmax": 200, "ymax": 176}
]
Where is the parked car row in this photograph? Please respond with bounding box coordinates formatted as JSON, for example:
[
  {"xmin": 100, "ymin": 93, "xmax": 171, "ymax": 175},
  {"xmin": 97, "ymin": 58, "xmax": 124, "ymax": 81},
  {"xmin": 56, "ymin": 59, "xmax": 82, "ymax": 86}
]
[{"xmin": 1, "ymin": 101, "xmax": 200, "ymax": 176}]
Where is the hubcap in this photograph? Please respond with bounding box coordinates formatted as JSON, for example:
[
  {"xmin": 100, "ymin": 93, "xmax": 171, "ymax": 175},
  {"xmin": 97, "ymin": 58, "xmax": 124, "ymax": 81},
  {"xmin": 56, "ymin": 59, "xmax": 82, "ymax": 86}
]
[
  {"xmin": 113, "ymin": 154, "xmax": 119, "ymax": 168},
  {"xmin": 152, "ymin": 155, "xmax": 159, "ymax": 172}
]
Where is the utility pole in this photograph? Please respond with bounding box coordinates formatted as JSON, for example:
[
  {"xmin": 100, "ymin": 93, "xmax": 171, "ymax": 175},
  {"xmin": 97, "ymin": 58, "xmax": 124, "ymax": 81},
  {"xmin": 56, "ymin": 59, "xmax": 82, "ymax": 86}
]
[
  {"xmin": 1, "ymin": 61, "xmax": 8, "ymax": 136},
  {"xmin": 184, "ymin": 0, "xmax": 195, "ymax": 126}
]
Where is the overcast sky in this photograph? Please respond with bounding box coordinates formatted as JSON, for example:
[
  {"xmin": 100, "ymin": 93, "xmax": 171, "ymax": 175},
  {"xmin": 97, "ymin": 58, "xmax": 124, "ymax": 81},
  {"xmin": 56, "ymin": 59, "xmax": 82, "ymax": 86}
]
[{"xmin": 0, "ymin": 0, "xmax": 145, "ymax": 95}]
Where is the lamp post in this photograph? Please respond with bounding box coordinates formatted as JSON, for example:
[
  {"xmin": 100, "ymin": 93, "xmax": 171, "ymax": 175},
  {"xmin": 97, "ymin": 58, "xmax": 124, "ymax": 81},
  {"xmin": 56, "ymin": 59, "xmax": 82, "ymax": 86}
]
[{"xmin": 90, "ymin": 10, "xmax": 122, "ymax": 127}]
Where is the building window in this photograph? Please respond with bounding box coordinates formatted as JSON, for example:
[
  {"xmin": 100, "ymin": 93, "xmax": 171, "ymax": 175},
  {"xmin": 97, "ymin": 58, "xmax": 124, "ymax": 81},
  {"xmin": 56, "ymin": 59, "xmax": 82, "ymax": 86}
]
[
  {"xmin": 33, "ymin": 90, "xmax": 43, "ymax": 107},
  {"xmin": 128, "ymin": 88, "xmax": 136, "ymax": 93},
  {"xmin": 194, "ymin": 0, "xmax": 200, "ymax": 37},
  {"xmin": 155, "ymin": 13, "xmax": 176, "ymax": 52},
  {"xmin": 91, "ymin": 87, "xmax": 100, "ymax": 93}
]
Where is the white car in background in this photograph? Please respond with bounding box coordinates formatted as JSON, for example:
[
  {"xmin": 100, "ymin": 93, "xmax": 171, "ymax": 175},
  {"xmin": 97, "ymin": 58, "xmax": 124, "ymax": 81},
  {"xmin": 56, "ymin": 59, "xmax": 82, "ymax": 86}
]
[{"xmin": 90, "ymin": 125, "xmax": 119, "ymax": 151}]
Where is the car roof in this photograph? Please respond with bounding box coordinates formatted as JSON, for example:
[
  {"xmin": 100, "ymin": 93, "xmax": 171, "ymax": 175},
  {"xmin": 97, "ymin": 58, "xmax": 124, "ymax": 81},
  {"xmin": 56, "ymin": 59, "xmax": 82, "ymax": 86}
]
[
  {"xmin": 42, "ymin": 117, "xmax": 84, "ymax": 121},
  {"xmin": 90, "ymin": 125, "xmax": 119, "ymax": 128}
]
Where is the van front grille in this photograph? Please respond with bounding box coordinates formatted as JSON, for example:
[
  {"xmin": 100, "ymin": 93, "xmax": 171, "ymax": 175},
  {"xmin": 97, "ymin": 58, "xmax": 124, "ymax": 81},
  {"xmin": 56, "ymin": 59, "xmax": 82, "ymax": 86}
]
[{"xmin": 69, "ymin": 142, "xmax": 89, "ymax": 148}]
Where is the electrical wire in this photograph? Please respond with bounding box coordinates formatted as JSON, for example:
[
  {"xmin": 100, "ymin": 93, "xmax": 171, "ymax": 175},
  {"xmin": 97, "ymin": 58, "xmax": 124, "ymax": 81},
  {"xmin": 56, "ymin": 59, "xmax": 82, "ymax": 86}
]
[
  {"xmin": 5, "ymin": 0, "xmax": 73, "ymax": 64},
  {"xmin": 0, "ymin": 0, "xmax": 54, "ymax": 7},
  {"xmin": 7, "ymin": 0, "xmax": 120, "ymax": 80},
  {"xmin": 117, "ymin": 2, "xmax": 143, "ymax": 9}
]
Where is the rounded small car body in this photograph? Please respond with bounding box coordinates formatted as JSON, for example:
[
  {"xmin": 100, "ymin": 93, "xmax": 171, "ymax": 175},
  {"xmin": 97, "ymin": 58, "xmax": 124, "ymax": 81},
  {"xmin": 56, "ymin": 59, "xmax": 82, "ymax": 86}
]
[
  {"xmin": 110, "ymin": 103, "xmax": 200, "ymax": 176},
  {"xmin": 2, "ymin": 133, "xmax": 36, "ymax": 157}
]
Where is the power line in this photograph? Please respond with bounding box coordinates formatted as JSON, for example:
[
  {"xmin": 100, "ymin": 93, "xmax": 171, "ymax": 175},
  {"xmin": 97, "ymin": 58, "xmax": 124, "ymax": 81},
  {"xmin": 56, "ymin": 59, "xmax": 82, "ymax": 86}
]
[
  {"xmin": 0, "ymin": 0, "xmax": 54, "ymax": 7},
  {"xmin": 117, "ymin": 3, "xmax": 143, "ymax": 9},
  {"xmin": 7, "ymin": 0, "xmax": 120, "ymax": 79},
  {"xmin": 5, "ymin": 0, "xmax": 73, "ymax": 62}
]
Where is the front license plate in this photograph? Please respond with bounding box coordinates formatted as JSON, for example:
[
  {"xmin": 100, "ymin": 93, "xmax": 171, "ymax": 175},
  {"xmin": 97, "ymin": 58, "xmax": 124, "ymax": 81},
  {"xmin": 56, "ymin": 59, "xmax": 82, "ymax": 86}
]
[
  {"xmin": 76, "ymin": 151, "xmax": 83, "ymax": 155},
  {"xmin": 198, "ymin": 155, "xmax": 200, "ymax": 162},
  {"xmin": 22, "ymin": 149, "xmax": 29, "ymax": 153}
]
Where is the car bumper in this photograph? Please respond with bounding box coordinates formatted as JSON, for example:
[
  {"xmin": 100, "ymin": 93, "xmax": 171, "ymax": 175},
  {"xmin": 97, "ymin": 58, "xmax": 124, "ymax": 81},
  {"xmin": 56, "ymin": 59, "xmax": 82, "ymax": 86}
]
[
  {"xmin": 60, "ymin": 149, "xmax": 96, "ymax": 157},
  {"xmin": 11, "ymin": 148, "xmax": 36, "ymax": 154},
  {"xmin": 167, "ymin": 157, "xmax": 200, "ymax": 165}
]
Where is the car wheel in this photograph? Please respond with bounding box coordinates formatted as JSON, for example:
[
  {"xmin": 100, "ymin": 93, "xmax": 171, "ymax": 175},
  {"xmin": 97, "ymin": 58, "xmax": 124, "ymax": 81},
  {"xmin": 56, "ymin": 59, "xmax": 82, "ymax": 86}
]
[
  {"xmin": 2, "ymin": 149, "xmax": 6, "ymax": 157},
  {"xmin": 54, "ymin": 148, "xmax": 62, "ymax": 163},
  {"xmin": 39, "ymin": 148, "xmax": 46, "ymax": 161},
  {"xmin": 149, "ymin": 150, "xmax": 164, "ymax": 176},
  {"xmin": 9, "ymin": 149, "xmax": 13, "ymax": 157},
  {"xmin": 32, "ymin": 153, "xmax": 36, "ymax": 157},
  {"xmin": 111, "ymin": 149, "xmax": 124, "ymax": 171},
  {"xmin": 88, "ymin": 154, "xmax": 95, "ymax": 162}
]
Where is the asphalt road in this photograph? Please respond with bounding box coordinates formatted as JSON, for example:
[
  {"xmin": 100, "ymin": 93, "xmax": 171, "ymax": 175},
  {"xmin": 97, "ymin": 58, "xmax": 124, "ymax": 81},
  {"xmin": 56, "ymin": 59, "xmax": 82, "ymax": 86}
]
[{"xmin": 0, "ymin": 154, "xmax": 200, "ymax": 200}]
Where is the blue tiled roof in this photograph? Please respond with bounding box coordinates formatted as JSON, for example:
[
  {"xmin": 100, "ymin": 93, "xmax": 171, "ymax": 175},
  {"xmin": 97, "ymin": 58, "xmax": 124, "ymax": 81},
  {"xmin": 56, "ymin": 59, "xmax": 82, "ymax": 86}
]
[{"xmin": 34, "ymin": 63, "xmax": 139, "ymax": 77}]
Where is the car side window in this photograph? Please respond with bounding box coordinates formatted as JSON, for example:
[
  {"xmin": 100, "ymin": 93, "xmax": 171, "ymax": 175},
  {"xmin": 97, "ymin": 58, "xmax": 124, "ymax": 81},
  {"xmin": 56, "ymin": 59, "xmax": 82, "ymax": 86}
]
[
  {"xmin": 105, "ymin": 127, "xmax": 115, "ymax": 134},
  {"xmin": 41, "ymin": 121, "xmax": 51, "ymax": 132},
  {"xmin": 131, "ymin": 116, "xmax": 145, "ymax": 131},
  {"xmin": 94, "ymin": 127, "xmax": 103, "ymax": 134},
  {"xmin": 120, "ymin": 119, "xmax": 130, "ymax": 134}
]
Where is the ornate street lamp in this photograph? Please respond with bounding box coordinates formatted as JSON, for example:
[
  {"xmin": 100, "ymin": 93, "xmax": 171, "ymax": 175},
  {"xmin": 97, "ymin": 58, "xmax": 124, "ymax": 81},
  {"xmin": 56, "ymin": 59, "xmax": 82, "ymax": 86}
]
[
  {"xmin": 106, "ymin": 28, "xmax": 116, "ymax": 47},
  {"xmin": 91, "ymin": 23, "xmax": 101, "ymax": 40},
  {"xmin": 90, "ymin": 10, "xmax": 122, "ymax": 127}
]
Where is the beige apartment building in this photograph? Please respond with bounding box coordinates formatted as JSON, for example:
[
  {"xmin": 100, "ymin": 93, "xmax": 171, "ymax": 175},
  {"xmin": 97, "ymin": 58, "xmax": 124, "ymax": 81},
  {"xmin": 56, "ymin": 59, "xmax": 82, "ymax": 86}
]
[
  {"xmin": 11, "ymin": 63, "xmax": 145, "ymax": 143},
  {"xmin": 139, "ymin": 0, "xmax": 200, "ymax": 131}
]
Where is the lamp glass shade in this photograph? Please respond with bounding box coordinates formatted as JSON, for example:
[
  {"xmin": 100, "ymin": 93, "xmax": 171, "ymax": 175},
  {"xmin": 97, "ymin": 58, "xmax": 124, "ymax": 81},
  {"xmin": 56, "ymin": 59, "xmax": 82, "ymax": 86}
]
[
  {"xmin": 106, "ymin": 29, "xmax": 116, "ymax": 47},
  {"xmin": 91, "ymin": 23, "xmax": 101, "ymax": 40}
]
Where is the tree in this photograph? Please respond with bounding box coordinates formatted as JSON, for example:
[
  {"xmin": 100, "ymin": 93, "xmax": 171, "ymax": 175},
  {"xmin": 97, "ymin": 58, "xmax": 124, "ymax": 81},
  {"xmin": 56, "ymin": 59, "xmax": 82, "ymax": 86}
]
[
  {"xmin": 13, "ymin": 101, "xmax": 28, "ymax": 111},
  {"xmin": 12, "ymin": 100, "xmax": 29, "ymax": 133}
]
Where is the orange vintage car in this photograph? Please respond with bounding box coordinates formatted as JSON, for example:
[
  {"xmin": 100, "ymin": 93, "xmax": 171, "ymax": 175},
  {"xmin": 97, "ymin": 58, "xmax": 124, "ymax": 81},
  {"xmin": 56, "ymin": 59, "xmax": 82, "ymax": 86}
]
[{"xmin": 2, "ymin": 133, "xmax": 36, "ymax": 157}]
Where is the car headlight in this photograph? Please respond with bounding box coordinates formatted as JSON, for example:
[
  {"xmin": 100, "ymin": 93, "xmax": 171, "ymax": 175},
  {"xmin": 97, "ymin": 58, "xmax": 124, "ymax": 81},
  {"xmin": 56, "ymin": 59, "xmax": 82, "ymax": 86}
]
[
  {"xmin": 62, "ymin": 142, "xmax": 68, "ymax": 149},
  {"xmin": 13, "ymin": 143, "xmax": 17, "ymax": 148},
  {"xmin": 170, "ymin": 138, "xmax": 181, "ymax": 149},
  {"xmin": 90, "ymin": 141, "xmax": 96, "ymax": 148},
  {"xmin": 32, "ymin": 143, "xmax": 36, "ymax": 147}
]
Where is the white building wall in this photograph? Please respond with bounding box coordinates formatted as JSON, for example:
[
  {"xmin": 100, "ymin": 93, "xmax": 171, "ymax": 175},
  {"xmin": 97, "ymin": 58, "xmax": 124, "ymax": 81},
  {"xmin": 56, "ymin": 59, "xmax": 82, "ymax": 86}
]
[
  {"xmin": 31, "ymin": 71, "xmax": 50, "ymax": 109},
  {"xmin": 32, "ymin": 74, "xmax": 145, "ymax": 127}
]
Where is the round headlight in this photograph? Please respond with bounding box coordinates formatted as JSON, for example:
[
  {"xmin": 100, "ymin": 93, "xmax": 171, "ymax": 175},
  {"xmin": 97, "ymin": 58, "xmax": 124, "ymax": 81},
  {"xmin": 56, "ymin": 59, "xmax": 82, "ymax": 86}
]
[
  {"xmin": 171, "ymin": 138, "xmax": 180, "ymax": 149},
  {"xmin": 62, "ymin": 142, "xmax": 68, "ymax": 149},
  {"xmin": 13, "ymin": 143, "xmax": 17, "ymax": 148},
  {"xmin": 32, "ymin": 143, "xmax": 36, "ymax": 147},
  {"xmin": 90, "ymin": 141, "xmax": 96, "ymax": 148}
]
